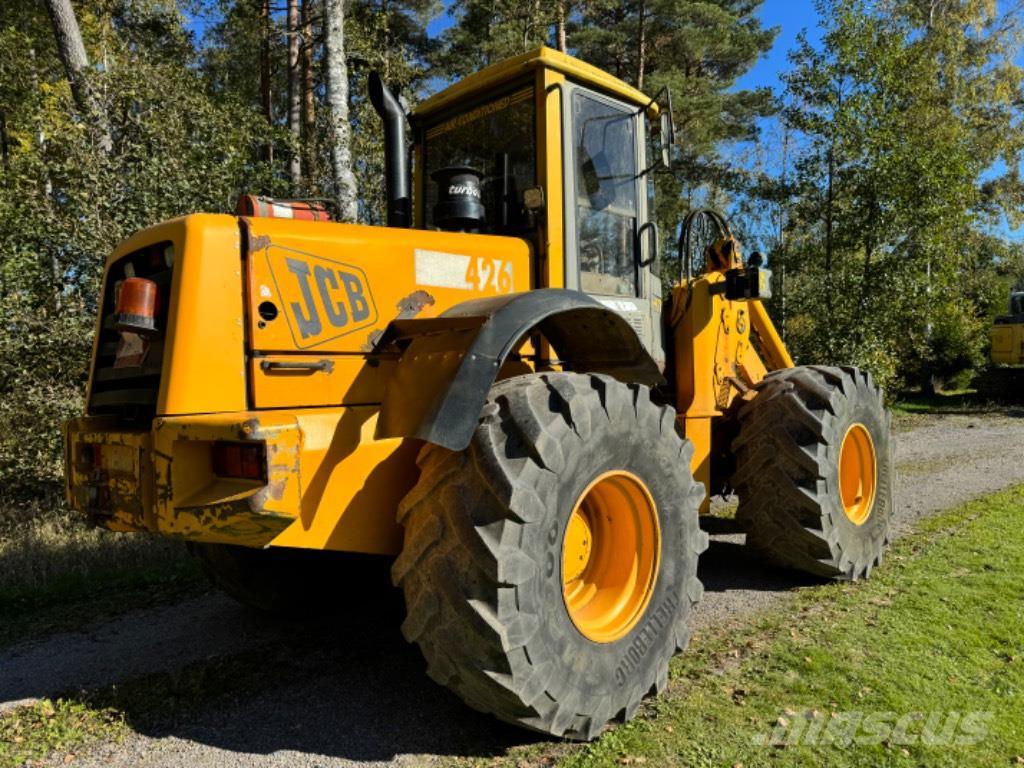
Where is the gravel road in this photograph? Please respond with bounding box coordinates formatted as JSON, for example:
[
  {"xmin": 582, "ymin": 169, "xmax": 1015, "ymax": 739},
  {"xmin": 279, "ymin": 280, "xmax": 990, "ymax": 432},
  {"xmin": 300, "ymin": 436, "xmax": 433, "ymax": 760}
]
[{"xmin": 3, "ymin": 410, "xmax": 1023, "ymax": 768}]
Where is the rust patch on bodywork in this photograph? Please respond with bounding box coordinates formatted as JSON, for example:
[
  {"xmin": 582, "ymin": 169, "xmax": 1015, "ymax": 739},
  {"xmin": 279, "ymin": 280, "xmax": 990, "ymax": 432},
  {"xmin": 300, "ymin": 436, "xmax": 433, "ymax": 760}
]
[
  {"xmin": 64, "ymin": 418, "xmax": 153, "ymax": 532},
  {"xmin": 249, "ymin": 234, "xmax": 272, "ymax": 252},
  {"xmin": 362, "ymin": 290, "xmax": 437, "ymax": 352},
  {"xmin": 167, "ymin": 501, "xmax": 293, "ymax": 546},
  {"xmin": 396, "ymin": 289, "xmax": 436, "ymax": 319},
  {"xmin": 142, "ymin": 412, "xmax": 305, "ymax": 547}
]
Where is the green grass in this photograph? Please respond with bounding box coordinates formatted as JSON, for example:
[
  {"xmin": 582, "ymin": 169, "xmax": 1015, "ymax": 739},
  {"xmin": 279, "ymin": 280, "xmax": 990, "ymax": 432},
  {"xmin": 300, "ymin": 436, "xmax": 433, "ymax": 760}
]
[
  {"xmin": 473, "ymin": 485, "xmax": 1024, "ymax": 768},
  {"xmin": 891, "ymin": 389, "xmax": 996, "ymax": 415},
  {"xmin": 0, "ymin": 699, "xmax": 125, "ymax": 767}
]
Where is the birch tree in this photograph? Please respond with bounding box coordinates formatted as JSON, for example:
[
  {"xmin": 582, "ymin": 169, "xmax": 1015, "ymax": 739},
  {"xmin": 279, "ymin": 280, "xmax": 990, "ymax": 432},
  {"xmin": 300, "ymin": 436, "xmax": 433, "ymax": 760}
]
[
  {"xmin": 780, "ymin": 0, "xmax": 1024, "ymax": 390},
  {"xmin": 323, "ymin": 0, "xmax": 358, "ymax": 221},
  {"xmin": 287, "ymin": 0, "xmax": 302, "ymax": 187},
  {"xmin": 556, "ymin": 1, "xmax": 567, "ymax": 51},
  {"xmin": 41, "ymin": 0, "xmax": 111, "ymax": 153}
]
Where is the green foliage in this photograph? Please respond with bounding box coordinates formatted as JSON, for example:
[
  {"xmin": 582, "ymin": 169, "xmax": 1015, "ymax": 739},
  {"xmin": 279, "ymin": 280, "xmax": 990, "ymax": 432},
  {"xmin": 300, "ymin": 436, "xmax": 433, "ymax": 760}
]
[
  {"xmin": 0, "ymin": 0, "xmax": 278, "ymax": 503},
  {"xmin": 770, "ymin": 0, "xmax": 1024, "ymax": 392},
  {"xmin": 0, "ymin": 298, "xmax": 91, "ymax": 500},
  {"xmin": 348, "ymin": 0, "xmax": 439, "ymax": 222},
  {"xmin": 435, "ymin": 0, "xmax": 556, "ymax": 76}
]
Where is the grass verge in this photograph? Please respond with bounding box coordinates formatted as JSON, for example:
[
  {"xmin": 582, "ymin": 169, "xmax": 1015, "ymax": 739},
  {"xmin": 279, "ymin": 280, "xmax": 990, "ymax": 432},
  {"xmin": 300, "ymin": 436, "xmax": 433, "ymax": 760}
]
[
  {"xmin": 891, "ymin": 389, "xmax": 1003, "ymax": 416},
  {"xmin": 0, "ymin": 510, "xmax": 205, "ymax": 648},
  {"xmin": 0, "ymin": 699, "xmax": 125, "ymax": 767},
  {"xmin": 473, "ymin": 485, "xmax": 1024, "ymax": 768}
]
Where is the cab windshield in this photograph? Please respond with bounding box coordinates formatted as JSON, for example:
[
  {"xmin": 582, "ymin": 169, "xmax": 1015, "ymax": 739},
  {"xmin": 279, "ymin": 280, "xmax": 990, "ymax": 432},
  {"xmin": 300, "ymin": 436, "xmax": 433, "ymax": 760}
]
[{"xmin": 422, "ymin": 87, "xmax": 536, "ymax": 234}]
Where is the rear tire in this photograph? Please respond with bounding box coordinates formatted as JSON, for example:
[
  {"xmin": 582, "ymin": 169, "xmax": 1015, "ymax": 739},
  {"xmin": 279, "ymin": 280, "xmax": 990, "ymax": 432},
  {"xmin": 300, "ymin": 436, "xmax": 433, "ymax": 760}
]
[
  {"xmin": 393, "ymin": 373, "xmax": 707, "ymax": 739},
  {"xmin": 732, "ymin": 366, "xmax": 894, "ymax": 580}
]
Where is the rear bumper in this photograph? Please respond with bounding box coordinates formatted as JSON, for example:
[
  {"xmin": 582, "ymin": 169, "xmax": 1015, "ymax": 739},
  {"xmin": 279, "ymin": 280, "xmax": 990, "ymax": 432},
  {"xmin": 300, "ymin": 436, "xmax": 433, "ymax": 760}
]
[
  {"xmin": 64, "ymin": 407, "xmax": 418, "ymax": 553},
  {"xmin": 65, "ymin": 412, "xmax": 301, "ymax": 547}
]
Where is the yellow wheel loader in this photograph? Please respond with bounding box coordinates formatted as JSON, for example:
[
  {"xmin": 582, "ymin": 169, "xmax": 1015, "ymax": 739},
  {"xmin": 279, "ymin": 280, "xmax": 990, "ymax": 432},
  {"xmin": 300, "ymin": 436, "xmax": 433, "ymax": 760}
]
[
  {"xmin": 64, "ymin": 47, "xmax": 894, "ymax": 739},
  {"xmin": 980, "ymin": 290, "xmax": 1024, "ymax": 401}
]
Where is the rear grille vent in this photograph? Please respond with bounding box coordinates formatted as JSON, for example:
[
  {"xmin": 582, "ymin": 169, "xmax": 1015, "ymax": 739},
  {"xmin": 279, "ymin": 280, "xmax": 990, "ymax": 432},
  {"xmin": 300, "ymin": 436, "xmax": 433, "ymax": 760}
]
[{"xmin": 88, "ymin": 242, "xmax": 174, "ymax": 423}]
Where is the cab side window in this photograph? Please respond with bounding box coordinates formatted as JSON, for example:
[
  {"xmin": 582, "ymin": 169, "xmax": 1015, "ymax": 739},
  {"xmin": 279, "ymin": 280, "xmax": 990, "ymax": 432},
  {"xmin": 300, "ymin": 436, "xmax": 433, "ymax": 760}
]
[{"xmin": 573, "ymin": 93, "xmax": 638, "ymax": 297}]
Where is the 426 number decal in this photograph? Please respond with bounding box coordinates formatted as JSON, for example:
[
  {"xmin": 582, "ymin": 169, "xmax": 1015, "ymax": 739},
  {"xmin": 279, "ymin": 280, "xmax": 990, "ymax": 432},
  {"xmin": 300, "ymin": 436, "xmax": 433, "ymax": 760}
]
[{"xmin": 464, "ymin": 256, "xmax": 513, "ymax": 293}]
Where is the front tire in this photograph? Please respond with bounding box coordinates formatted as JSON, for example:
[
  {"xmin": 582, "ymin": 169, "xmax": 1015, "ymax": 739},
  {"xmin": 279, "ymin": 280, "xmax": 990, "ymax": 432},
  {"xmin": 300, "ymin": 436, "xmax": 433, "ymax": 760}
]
[
  {"xmin": 392, "ymin": 373, "xmax": 707, "ymax": 739},
  {"xmin": 732, "ymin": 365, "xmax": 894, "ymax": 579}
]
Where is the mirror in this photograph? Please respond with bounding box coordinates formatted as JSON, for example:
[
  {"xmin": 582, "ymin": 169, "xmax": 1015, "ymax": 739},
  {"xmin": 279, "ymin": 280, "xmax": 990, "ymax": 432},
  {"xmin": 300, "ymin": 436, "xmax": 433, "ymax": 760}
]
[
  {"xmin": 659, "ymin": 111, "xmax": 674, "ymax": 168},
  {"xmin": 640, "ymin": 86, "xmax": 677, "ymax": 175}
]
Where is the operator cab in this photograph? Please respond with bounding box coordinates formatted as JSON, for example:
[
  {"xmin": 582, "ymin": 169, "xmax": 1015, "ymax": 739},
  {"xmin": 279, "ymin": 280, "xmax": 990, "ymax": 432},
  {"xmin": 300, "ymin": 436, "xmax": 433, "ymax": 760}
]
[
  {"xmin": 1011, "ymin": 291, "xmax": 1024, "ymax": 318},
  {"xmin": 408, "ymin": 47, "xmax": 674, "ymax": 365}
]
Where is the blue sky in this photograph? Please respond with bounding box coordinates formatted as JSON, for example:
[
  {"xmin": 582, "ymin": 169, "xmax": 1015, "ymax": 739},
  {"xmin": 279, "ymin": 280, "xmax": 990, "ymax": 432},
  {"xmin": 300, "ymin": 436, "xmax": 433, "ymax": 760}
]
[{"xmin": 734, "ymin": 1, "xmax": 821, "ymax": 91}]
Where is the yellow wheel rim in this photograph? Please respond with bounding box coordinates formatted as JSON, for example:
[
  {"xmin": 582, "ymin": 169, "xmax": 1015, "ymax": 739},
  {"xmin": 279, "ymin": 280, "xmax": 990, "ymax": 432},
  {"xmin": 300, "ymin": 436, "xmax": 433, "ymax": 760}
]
[
  {"xmin": 562, "ymin": 471, "xmax": 661, "ymax": 644},
  {"xmin": 839, "ymin": 423, "xmax": 877, "ymax": 526}
]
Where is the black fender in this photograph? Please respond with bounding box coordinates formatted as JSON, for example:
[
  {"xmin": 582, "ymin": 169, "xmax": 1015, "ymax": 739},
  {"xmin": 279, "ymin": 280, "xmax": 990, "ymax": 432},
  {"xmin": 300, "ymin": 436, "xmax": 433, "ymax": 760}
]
[{"xmin": 374, "ymin": 289, "xmax": 664, "ymax": 451}]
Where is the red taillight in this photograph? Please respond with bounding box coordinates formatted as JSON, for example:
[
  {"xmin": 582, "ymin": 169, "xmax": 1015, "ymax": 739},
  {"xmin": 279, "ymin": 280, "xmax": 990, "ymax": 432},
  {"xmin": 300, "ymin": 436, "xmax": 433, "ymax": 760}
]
[
  {"xmin": 115, "ymin": 277, "xmax": 159, "ymax": 335},
  {"xmin": 211, "ymin": 442, "xmax": 265, "ymax": 481}
]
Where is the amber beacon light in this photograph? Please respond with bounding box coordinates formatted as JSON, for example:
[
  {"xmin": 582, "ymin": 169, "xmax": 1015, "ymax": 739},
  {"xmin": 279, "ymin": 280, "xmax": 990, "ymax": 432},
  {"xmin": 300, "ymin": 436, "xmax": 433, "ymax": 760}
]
[{"xmin": 115, "ymin": 277, "xmax": 159, "ymax": 334}]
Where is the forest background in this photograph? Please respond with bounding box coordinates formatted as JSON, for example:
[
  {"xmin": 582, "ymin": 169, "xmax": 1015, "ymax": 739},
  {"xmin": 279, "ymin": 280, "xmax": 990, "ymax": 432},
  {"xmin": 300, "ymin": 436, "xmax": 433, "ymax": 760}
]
[{"xmin": 2, "ymin": 0, "xmax": 1024, "ymax": 514}]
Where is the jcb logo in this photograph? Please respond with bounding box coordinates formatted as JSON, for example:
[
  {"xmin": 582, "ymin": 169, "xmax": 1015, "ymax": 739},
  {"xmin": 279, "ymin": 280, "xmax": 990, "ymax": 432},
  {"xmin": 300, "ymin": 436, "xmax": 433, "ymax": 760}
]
[{"xmin": 266, "ymin": 246, "xmax": 378, "ymax": 349}]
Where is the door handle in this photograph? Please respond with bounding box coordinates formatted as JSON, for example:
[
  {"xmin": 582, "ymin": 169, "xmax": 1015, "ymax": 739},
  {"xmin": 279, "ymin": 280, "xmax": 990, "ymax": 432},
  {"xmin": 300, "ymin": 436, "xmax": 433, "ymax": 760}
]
[
  {"xmin": 637, "ymin": 221, "xmax": 659, "ymax": 268},
  {"xmin": 260, "ymin": 359, "xmax": 334, "ymax": 373}
]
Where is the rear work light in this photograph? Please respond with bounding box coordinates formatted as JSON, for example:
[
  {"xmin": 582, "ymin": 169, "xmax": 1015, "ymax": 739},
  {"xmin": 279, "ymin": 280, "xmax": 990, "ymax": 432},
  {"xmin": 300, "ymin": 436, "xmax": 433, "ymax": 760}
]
[{"xmin": 211, "ymin": 442, "xmax": 266, "ymax": 481}]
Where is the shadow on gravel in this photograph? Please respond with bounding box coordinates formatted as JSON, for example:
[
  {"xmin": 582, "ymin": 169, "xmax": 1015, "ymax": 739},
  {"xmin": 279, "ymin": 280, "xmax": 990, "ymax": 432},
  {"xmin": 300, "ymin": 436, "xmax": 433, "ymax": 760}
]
[
  {"xmin": 94, "ymin": 591, "xmax": 537, "ymax": 762},
  {"xmin": 698, "ymin": 538, "xmax": 824, "ymax": 593},
  {"xmin": 105, "ymin": 543, "xmax": 819, "ymax": 763},
  {"xmin": 2, "ymin": 536, "xmax": 823, "ymax": 764}
]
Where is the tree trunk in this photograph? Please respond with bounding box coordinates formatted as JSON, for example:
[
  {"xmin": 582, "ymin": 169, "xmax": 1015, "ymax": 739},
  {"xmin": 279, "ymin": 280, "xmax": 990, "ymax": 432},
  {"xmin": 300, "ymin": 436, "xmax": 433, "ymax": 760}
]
[
  {"xmin": 28, "ymin": 47, "xmax": 62, "ymax": 311},
  {"xmin": 42, "ymin": 0, "xmax": 111, "ymax": 153},
  {"xmin": 301, "ymin": 0, "xmax": 317, "ymax": 191},
  {"xmin": 556, "ymin": 1, "xmax": 567, "ymax": 52},
  {"xmin": 260, "ymin": 0, "xmax": 274, "ymax": 163},
  {"xmin": 323, "ymin": 0, "xmax": 359, "ymax": 221},
  {"xmin": 824, "ymin": 144, "xmax": 835, "ymax": 357},
  {"xmin": 287, "ymin": 0, "xmax": 302, "ymax": 187},
  {"xmin": 0, "ymin": 111, "xmax": 9, "ymax": 173},
  {"xmin": 524, "ymin": 0, "xmax": 541, "ymax": 48},
  {"xmin": 635, "ymin": 0, "xmax": 646, "ymax": 90}
]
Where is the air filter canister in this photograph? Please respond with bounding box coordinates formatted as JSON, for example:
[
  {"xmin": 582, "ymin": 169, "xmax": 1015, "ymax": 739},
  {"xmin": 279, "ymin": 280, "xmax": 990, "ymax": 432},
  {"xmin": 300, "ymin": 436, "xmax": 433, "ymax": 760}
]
[{"xmin": 432, "ymin": 166, "xmax": 486, "ymax": 232}]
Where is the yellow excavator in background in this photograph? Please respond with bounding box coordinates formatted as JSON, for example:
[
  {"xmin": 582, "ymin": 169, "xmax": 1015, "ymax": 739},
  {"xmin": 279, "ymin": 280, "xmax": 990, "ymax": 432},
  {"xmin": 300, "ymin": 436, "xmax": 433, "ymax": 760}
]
[
  {"xmin": 63, "ymin": 47, "xmax": 895, "ymax": 739},
  {"xmin": 982, "ymin": 290, "xmax": 1024, "ymax": 400}
]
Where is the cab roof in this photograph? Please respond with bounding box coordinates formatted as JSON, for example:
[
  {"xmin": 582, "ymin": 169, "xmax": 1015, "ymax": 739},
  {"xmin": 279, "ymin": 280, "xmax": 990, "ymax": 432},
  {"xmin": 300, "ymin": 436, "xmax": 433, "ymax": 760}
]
[{"xmin": 412, "ymin": 46, "xmax": 656, "ymax": 121}]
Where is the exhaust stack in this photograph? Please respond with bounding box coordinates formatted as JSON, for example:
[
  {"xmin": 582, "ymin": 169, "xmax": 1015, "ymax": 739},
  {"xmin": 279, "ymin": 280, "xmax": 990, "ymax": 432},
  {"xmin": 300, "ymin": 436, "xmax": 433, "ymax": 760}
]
[{"xmin": 368, "ymin": 72, "xmax": 411, "ymax": 228}]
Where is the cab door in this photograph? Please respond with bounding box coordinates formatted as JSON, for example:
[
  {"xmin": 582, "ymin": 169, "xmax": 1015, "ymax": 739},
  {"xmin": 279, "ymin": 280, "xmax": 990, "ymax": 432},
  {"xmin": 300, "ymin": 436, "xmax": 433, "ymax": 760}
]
[{"xmin": 562, "ymin": 85, "xmax": 663, "ymax": 367}]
